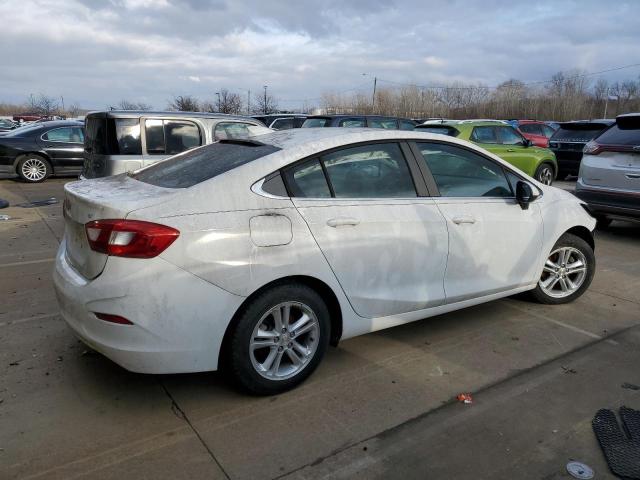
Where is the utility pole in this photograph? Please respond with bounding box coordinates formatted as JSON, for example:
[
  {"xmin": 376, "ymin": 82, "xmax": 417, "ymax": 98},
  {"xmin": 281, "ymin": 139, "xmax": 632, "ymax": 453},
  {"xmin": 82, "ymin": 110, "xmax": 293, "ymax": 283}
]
[
  {"xmin": 215, "ymin": 92, "xmax": 221, "ymax": 112},
  {"xmin": 247, "ymin": 89, "xmax": 250, "ymax": 114},
  {"xmin": 263, "ymin": 85, "xmax": 268, "ymax": 115},
  {"xmin": 60, "ymin": 96, "xmax": 65, "ymax": 114},
  {"xmin": 371, "ymin": 77, "xmax": 377, "ymax": 113},
  {"xmin": 603, "ymin": 88, "xmax": 609, "ymax": 119}
]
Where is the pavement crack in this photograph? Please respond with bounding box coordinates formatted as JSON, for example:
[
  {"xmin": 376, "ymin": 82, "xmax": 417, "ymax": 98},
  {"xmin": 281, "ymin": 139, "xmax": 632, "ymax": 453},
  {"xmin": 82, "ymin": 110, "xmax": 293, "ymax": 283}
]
[{"xmin": 160, "ymin": 382, "xmax": 231, "ymax": 480}]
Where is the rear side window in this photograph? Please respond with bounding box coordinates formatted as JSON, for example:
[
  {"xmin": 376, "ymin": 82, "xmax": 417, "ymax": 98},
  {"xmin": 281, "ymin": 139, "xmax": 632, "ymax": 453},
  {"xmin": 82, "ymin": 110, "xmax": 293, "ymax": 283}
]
[
  {"xmin": 283, "ymin": 159, "xmax": 331, "ymax": 198},
  {"xmin": 322, "ymin": 143, "xmax": 416, "ymax": 198},
  {"xmin": 417, "ymin": 142, "xmax": 512, "ymax": 197},
  {"xmin": 114, "ymin": 118, "xmax": 141, "ymax": 154},
  {"xmin": 595, "ymin": 124, "xmax": 640, "ymax": 146},
  {"xmin": 519, "ymin": 124, "xmax": 542, "ymax": 135},
  {"xmin": 551, "ymin": 126, "xmax": 606, "ymax": 142},
  {"xmin": 302, "ymin": 118, "xmax": 329, "ymax": 128},
  {"xmin": 368, "ymin": 118, "xmax": 398, "ymax": 129},
  {"xmin": 213, "ymin": 121, "xmax": 254, "ymax": 140},
  {"xmin": 43, "ymin": 127, "xmax": 84, "ymax": 143},
  {"xmin": 144, "ymin": 119, "xmax": 201, "ymax": 155},
  {"xmin": 399, "ymin": 120, "xmax": 416, "ymax": 131},
  {"xmin": 134, "ymin": 141, "xmax": 281, "ymax": 188},
  {"xmin": 270, "ymin": 118, "xmax": 294, "ymax": 130},
  {"xmin": 471, "ymin": 126, "xmax": 498, "ymax": 144}
]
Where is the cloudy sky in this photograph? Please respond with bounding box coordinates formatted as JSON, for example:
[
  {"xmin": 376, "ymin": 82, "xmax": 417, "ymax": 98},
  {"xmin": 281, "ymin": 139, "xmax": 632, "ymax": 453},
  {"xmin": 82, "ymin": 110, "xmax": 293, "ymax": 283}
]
[{"xmin": 1, "ymin": 0, "xmax": 639, "ymax": 110}]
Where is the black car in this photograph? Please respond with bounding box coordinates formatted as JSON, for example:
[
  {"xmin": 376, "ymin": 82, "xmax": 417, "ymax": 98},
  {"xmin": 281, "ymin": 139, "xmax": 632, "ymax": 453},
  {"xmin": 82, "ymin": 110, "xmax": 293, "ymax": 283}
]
[
  {"xmin": 301, "ymin": 115, "xmax": 416, "ymax": 130},
  {"xmin": 549, "ymin": 120, "xmax": 614, "ymax": 179},
  {"xmin": 0, "ymin": 120, "xmax": 85, "ymax": 182}
]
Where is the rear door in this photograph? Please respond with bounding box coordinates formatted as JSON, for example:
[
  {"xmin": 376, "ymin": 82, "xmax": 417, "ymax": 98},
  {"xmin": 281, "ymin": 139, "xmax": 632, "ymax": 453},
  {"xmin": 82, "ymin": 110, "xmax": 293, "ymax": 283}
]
[
  {"xmin": 142, "ymin": 118, "xmax": 203, "ymax": 168},
  {"xmin": 414, "ymin": 141, "xmax": 543, "ymax": 302},
  {"xmin": 287, "ymin": 141, "xmax": 448, "ymax": 318},
  {"xmin": 39, "ymin": 126, "xmax": 85, "ymax": 167}
]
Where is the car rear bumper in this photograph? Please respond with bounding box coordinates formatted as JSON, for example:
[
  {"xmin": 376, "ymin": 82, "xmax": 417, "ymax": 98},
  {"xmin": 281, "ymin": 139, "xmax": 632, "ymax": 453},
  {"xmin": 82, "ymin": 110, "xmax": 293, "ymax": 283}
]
[
  {"xmin": 575, "ymin": 180, "xmax": 640, "ymax": 220},
  {"xmin": 53, "ymin": 238, "xmax": 245, "ymax": 373}
]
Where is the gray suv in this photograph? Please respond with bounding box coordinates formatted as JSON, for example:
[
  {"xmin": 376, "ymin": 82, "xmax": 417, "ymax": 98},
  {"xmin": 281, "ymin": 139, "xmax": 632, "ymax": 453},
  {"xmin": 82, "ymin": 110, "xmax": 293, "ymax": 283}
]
[
  {"xmin": 576, "ymin": 113, "xmax": 640, "ymax": 226},
  {"xmin": 82, "ymin": 110, "xmax": 267, "ymax": 178}
]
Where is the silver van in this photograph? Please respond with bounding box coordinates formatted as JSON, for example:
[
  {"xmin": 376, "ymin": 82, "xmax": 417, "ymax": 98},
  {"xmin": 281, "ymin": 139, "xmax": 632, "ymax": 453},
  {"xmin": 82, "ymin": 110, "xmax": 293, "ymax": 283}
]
[{"xmin": 82, "ymin": 110, "xmax": 267, "ymax": 178}]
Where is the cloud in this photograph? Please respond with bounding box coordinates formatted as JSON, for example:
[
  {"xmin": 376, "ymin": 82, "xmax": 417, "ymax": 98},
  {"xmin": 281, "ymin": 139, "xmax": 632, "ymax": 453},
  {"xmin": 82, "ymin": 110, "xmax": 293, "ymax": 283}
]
[{"xmin": 0, "ymin": 0, "xmax": 638, "ymax": 110}]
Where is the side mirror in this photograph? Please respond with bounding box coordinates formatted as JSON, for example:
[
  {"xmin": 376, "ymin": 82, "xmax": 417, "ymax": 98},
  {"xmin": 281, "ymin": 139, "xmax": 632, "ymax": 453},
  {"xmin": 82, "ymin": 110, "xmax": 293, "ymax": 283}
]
[{"xmin": 516, "ymin": 181, "xmax": 535, "ymax": 209}]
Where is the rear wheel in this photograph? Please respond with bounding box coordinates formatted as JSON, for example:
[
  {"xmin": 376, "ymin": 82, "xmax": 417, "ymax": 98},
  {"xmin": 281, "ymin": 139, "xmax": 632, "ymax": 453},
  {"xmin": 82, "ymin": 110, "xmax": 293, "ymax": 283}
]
[
  {"xmin": 534, "ymin": 162, "xmax": 554, "ymax": 185},
  {"xmin": 17, "ymin": 155, "xmax": 52, "ymax": 183},
  {"xmin": 225, "ymin": 284, "xmax": 330, "ymax": 395},
  {"xmin": 530, "ymin": 233, "xmax": 595, "ymax": 304}
]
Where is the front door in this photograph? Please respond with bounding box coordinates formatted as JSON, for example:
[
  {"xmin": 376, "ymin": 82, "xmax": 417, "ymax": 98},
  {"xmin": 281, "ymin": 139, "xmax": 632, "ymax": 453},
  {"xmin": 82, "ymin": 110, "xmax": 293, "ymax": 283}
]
[
  {"xmin": 286, "ymin": 142, "xmax": 449, "ymax": 318},
  {"xmin": 414, "ymin": 141, "xmax": 543, "ymax": 303},
  {"xmin": 39, "ymin": 126, "xmax": 84, "ymax": 169}
]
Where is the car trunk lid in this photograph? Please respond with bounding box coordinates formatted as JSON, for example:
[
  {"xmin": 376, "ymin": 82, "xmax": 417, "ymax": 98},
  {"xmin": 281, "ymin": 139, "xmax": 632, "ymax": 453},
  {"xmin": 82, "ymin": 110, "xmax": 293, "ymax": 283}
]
[{"xmin": 63, "ymin": 174, "xmax": 178, "ymax": 279}]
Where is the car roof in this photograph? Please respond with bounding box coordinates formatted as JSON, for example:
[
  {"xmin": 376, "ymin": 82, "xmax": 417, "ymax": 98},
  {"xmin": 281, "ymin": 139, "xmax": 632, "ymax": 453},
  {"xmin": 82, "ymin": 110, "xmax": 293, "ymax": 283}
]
[
  {"xmin": 558, "ymin": 119, "xmax": 615, "ymax": 128},
  {"xmin": 305, "ymin": 114, "xmax": 413, "ymax": 120},
  {"xmin": 87, "ymin": 110, "xmax": 259, "ymax": 122}
]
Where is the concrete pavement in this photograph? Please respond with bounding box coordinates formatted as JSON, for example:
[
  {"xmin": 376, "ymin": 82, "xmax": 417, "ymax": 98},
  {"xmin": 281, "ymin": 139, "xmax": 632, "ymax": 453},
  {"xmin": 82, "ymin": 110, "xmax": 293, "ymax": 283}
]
[{"xmin": 1, "ymin": 178, "xmax": 639, "ymax": 479}]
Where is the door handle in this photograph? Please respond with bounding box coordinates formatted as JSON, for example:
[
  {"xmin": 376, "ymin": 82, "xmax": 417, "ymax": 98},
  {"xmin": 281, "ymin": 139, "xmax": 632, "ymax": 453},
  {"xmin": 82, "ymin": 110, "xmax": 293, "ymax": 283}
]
[
  {"xmin": 327, "ymin": 217, "xmax": 360, "ymax": 228},
  {"xmin": 625, "ymin": 173, "xmax": 640, "ymax": 179},
  {"xmin": 507, "ymin": 148, "xmax": 516, "ymax": 152},
  {"xmin": 452, "ymin": 216, "xmax": 476, "ymax": 225}
]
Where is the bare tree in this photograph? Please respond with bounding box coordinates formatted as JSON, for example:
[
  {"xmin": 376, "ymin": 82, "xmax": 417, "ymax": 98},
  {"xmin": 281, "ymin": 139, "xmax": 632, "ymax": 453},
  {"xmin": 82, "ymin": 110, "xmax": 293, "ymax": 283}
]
[
  {"xmin": 205, "ymin": 89, "xmax": 243, "ymax": 114},
  {"xmin": 28, "ymin": 94, "xmax": 59, "ymax": 116},
  {"xmin": 252, "ymin": 92, "xmax": 278, "ymax": 115},
  {"xmin": 168, "ymin": 95, "xmax": 199, "ymax": 112},
  {"xmin": 118, "ymin": 99, "xmax": 153, "ymax": 110}
]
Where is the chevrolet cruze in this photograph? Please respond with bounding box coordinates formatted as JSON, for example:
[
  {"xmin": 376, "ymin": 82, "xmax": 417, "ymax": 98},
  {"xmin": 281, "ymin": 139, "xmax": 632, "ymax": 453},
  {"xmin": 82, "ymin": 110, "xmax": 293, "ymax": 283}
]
[{"xmin": 54, "ymin": 129, "xmax": 596, "ymax": 394}]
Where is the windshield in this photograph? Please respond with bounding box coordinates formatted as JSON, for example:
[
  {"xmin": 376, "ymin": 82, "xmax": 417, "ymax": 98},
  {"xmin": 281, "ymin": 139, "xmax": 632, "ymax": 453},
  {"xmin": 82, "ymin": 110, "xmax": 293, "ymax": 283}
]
[
  {"xmin": 551, "ymin": 124, "xmax": 608, "ymax": 142},
  {"xmin": 134, "ymin": 140, "xmax": 281, "ymax": 188}
]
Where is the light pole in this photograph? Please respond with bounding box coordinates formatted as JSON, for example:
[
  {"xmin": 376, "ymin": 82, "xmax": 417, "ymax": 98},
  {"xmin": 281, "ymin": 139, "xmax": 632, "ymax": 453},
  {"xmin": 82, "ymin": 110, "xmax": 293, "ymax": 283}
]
[
  {"xmin": 215, "ymin": 92, "xmax": 221, "ymax": 112},
  {"xmin": 263, "ymin": 85, "xmax": 268, "ymax": 115},
  {"xmin": 362, "ymin": 73, "xmax": 377, "ymax": 113}
]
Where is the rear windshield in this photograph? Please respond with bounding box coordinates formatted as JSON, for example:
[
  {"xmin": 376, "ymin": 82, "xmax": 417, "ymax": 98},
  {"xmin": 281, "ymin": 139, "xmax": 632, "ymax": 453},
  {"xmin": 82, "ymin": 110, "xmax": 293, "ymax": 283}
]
[
  {"xmin": 2, "ymin": 124, "xmax": 44, "ymax": 137},
  {"xmin": 551, "ymin": 125, "xmax": 607, "ymax": 142},
  {"xmin": 133, "ymin": 140, "xmax": 281, "ymax": 188},
  {"xmin": 85, "ymin": 116, "xmax": 142, "ymax": 155},
  {"xmin": 596, "ymin": 123, "xmax": 640, "ymax": 146},
  {"xmin": 302, "ymin": 118, "xmax": 329, "ymax": 128}
]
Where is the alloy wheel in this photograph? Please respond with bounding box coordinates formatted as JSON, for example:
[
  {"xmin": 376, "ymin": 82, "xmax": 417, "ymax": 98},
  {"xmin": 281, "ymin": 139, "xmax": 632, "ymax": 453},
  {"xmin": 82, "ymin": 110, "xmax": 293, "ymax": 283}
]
[
  {"xmin": 537, "ymin": 165, "xmax": 554, "ymax": 185},
  {"xmin": 249, "ymin": 301, "xmax": 320, "ymax": 381},
  {"xmin": 21, "ymin": 158, "xmax": 48, "ymax": 182},
  {"xmin": 539, "ymin": 247, "xmax": 588, "ymax": 298}
]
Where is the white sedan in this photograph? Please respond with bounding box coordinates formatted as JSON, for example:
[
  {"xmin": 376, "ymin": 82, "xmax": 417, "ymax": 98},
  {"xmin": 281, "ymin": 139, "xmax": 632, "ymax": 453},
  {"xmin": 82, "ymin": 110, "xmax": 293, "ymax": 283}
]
[{"xmin": 54, "ymin": 129, "xmax": 596, "ymax": 394}]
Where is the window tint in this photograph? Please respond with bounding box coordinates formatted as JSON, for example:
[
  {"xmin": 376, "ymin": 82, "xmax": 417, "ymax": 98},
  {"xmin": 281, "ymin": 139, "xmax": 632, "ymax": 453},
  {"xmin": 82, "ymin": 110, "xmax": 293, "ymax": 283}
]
[
  {"xmin": 284, "ymin": 159, "xmax": 331, "ymax": 198},
  {"xmin": 519, "ymin": 124, "xmax": 542, "ymax": 135},
  {"xmin": 271, "ymin": 118, "xmax": 294, "ymax": 130},
  {"xmin": 399, "ymin": 120, "xmax": 416, "ymax": 131},
  {"xmin": 368, "ymin": 118, "xmax": 398, "ymax": 129},
  {"xmin": 497, "ymin": 126, "xmax": 524, "ymax": 145},
  {"xmin": 417, "ymin": 142, "xmax": 513, "ymax": 197},
  {"xmin": 134, "ymin": 141, "xmax": 281, "ymax": 188},
  {"xmin": 43, "ymin": 127, "xmax": 84, "ymax": 143},
  {"xmin": 213, "ymin": 121, "xmax": 254, "ymax": 140},
  {"xmin": 471, "ymin": 126, "xmax": 498, "ymax": 144},
  {"xmin": 302, "ymin": 118, "xmax": 329, "ymax": 128},
  {"xmin": 338, "ymin": 118, "xmax": 366, "ymax": 127},
  {"xmin": 595, "ymin": 124, "xmax": 640, "ymax": 146},
  {"xmin": 145, "ymin": 119, "xmax": 201, "ymax": 155},
  {"xmin": 322, "ymin": 143, "xmax": 416, "ymax": 198},
  {"xmin": 114, "ymin": 118, "xmax": 141, "ymax": 154}
]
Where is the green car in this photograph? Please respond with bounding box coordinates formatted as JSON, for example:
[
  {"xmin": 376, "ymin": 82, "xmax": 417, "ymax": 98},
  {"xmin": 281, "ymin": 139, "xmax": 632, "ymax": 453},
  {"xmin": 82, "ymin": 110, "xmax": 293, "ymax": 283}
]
[{"xmin": 415, "ymin": 120, "xmax": 557, "ymax": 185}]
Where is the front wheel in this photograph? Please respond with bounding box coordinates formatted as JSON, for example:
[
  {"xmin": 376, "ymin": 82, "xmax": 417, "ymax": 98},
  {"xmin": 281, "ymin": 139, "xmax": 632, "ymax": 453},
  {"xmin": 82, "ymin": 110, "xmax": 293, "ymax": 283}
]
[
  {"xmin": 534, "ymin": 162, "xmax": 555, "ymax": 186},
  {"xmin": 225, "ymin": 284, "xmax": 330, "ymax": 395},
  {"xmin": 17, "ymin": 155, "xmax": 52, "ymax": 183},
  {"xmin": 530, "ymin": 233, "xmax": 595, "ymax": 304}
]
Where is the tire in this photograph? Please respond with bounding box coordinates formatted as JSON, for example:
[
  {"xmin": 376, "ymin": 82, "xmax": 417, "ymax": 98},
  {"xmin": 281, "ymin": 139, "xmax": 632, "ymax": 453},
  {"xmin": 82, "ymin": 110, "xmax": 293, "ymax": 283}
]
[
  {"xmin": 534, "ymin": 162, "xmax": 555, "ymax": 186},
  {"xmin": 225, "ymin": 284, "xmax": 330, "ymax": 395},
  {"xmin": 17, "ymin": 155, "xmax": 52, "ymax": 183},
  {"xmin": 530, "ymin": 233, "xmax": 595, "ymax": 305}
]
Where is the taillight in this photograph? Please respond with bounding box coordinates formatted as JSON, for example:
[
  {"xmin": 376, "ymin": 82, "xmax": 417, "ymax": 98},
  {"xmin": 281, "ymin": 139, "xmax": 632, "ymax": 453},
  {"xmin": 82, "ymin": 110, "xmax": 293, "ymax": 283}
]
[
  {"xmin": 583, "ymin": 140, "xmax": 602, "ymax": 155},
  {"xmin": 85, "ymin": 219, "xmax": 179, "ymax": 258}
]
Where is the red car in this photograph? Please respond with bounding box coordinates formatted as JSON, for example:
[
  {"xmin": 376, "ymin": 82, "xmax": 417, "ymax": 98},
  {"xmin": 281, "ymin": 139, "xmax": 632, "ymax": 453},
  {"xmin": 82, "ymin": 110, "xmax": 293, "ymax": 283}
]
[{"xmin": 514, "ymin": 120, "xmax": 556, "ymax": 148}]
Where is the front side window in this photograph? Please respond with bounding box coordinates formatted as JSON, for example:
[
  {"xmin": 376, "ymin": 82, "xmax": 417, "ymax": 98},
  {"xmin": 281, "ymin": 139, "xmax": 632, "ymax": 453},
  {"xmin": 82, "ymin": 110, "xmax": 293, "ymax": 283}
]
[
  {"xmin": 368, "ymin": 118, "xmax": 398, "ymax": 129},
  {"xmin": 145, "ymin": 119, "xmax": 201, "ymax": 155},
  {"xmin": 497, "ymin": 126, "xmax": 524, "ymax": 145},
  {"xmin": 43, "ymin": 127, "xmax": 84, "ymax": 143},
  {"xmin": 270, "ymin": 118, "xmax": 294, "ymax": 130},
  {"xmin": 338, "ymin": 118, "xmax": 366, "ymax": 127},
  {"xmin": 417, "ymin": 142, "xmax": 513, "ymax": 197},
  {"xmin": 213, "ymin": 122, "xmax": 254, "ymax": 141},
  {"xmin": 471, "ymin": 126, "xmax": 498, "ymax": 144},
  {"xmin": 542, "ymin": 125, "xmax": 556, "ymax": 138},
  {"xmin": 322, "ymin": 143, "xmax": 416, "ymax": 198},
  {"xmin": 283, "ymin": 159, "xmax": 331, "ymax": 198}
]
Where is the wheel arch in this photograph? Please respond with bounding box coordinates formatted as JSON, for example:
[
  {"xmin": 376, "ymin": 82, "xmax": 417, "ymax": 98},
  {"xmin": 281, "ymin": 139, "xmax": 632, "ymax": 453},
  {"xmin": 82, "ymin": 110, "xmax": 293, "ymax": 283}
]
[
  {"xmin": 218, "ymin": 275, "xmax": 343, "ymax": 368},
  {"xmin": 14, "ymin": 151, "xmax": 54, "ymax": 172},
  {"xmin": 564, "ymin": 225, "xmax": 595, "ymax": 252}
]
